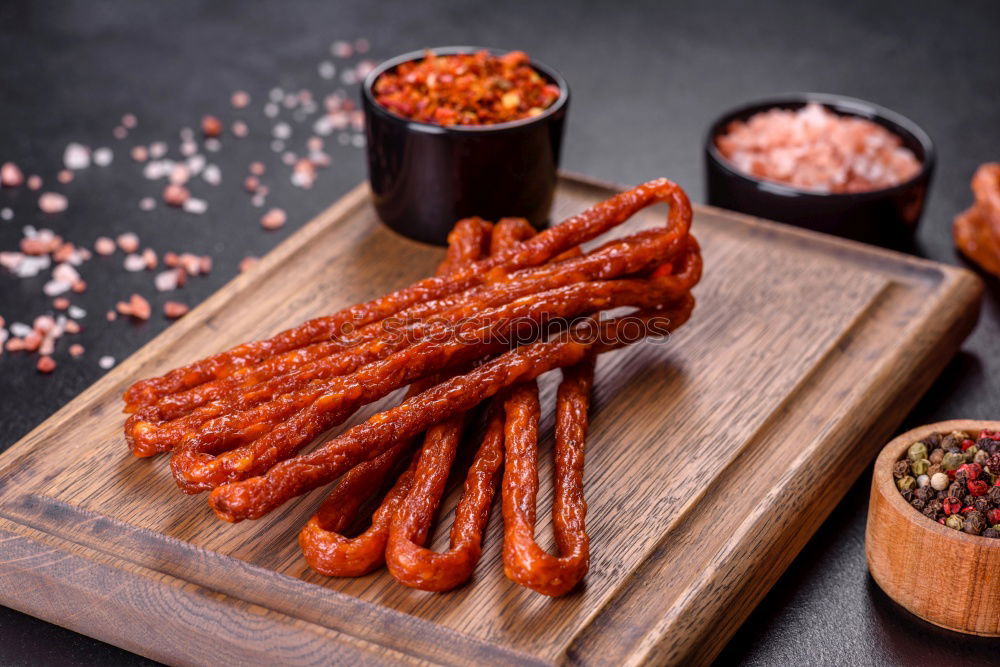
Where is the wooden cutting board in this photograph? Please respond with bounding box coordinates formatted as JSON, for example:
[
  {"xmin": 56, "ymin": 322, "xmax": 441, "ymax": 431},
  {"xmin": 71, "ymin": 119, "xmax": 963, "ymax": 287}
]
[{"xmin": 0, "ymin": 175, "xmax": 982, "ymax": 666}]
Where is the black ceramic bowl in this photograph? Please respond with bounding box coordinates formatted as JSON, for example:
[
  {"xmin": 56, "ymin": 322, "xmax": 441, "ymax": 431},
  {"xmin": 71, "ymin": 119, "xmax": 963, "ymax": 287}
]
[
  {"xmin": 361, "ymin": 46, "xmax": 570, "ymax": 245},
  {"xmin": 704, "ymin": 94, "xmax": 935, "ymax": 247}
]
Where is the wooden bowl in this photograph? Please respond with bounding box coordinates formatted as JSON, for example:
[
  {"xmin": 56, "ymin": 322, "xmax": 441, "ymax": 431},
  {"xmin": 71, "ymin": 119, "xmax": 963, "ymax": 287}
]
[{"xmin": 867, "ymin": 419, "xmax": 1000, "ymax": 635}]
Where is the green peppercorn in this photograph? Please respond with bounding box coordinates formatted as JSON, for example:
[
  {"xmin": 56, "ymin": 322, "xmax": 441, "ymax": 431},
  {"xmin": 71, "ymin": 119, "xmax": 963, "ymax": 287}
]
[
  {"xmin": 942, "ymin": 451, "xmax": 965, "ymax": 471},
  {"xmin": 946, "ymin": 514, "xmax": 964, "ymax": 530},
  {"xmin": 965, "ymin": 446, "xmax": 978, "ymax": 462},
  {"xmin": 941, "ymin": 435, "xmax": 959, "ymax": 450},
  {"xmin": 896, "ymin": 476, "xmax": 916, "ymax": 492},
  {"xmin": 908, "ymin": 442, "xmax": 928, "ymax": 462},
  {"xmin": 974, "ymin": 449, "xmax": 989, "ymax": 466},
  {"xmin": 911, "ymin": 458, "xmax": 930, "ymax": 476},
  {"xmin": 929, "ymin": 448, "xmax": 945, "ymax": 465}
]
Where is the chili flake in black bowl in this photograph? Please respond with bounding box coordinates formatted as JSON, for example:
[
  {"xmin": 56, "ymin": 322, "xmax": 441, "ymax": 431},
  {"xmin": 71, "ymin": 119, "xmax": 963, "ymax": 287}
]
[{"xmin": 895, "ymin": 428, "xmax": 1000, "ymax": 537}]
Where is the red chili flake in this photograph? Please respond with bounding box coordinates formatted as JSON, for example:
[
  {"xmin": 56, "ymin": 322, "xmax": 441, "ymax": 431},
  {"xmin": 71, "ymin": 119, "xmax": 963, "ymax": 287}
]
[
  {"xmin": 163, "ymin": 301, "xmax": 189, "ymax": 319},
  {"xmin": 201, "ymin": 115, "xmax": 224, "ymax": 138},
  {"xmin": 957, "ymin": 463, "xmax": 982, "ymax": 480},
  {"xmin": 943, "ymin": 497, "xmax": 962, "ymax": 515},
  {"xmin": 373, "ymin": 50, "xmax": 561, "ymax": 126},
  {"xmin": 968, "ymin": 480, "xmax": 989, "ymax": 497},
  {"xmin": 961, "ymin": 438, "xmax": 976, "ymax": 451},
  {"xmin": 36, "ymin": 355, "xmax": 56, "ymax": 373}
]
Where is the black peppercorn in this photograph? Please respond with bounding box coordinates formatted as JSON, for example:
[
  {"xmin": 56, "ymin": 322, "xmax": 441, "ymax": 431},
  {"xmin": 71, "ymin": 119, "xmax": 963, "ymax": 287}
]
[
  {"xmin": 893, "ymin": 460, "xmax": 911, "ymax": 479},
  {"xmin": 948, "ymin": 481, "xmax": 965, "ymax": 499},
  {"xmin": 989, "ymin": 486, "xmax": 1000, "ymax": 505},
  {"xmin": 984, "ymin": 528, "xmax": 1000, "ymax": 539},
  {"xmin": 941, "ymin": 435, "xmax": 959, "ymax": 450},
  {"xmin": 911, "ymin": 498, "xmax": 926, "ymax": 512},
  {"xmin": 926, "ymin": 433, "xmax": 942, "ymax": 448},
  {"xmin": 975, "ymin": 496, "xmax": 991, "ymax": 514},
  {"xmin": 964, "ymin": 511, "xmax": 986, "ymax": 535}
]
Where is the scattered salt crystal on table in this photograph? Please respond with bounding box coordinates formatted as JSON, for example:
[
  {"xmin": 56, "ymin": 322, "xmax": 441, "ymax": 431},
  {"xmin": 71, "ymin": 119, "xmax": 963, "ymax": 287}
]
[
  {"xmin": 332, "ymin": 40, "xmax": 353, "ymax": 58},
  {"xmin": 231, "ymin": 91, "xmax": 250, "ymax": 109},
  {"xmin": 163, "ymin": 301, "xmax": 189, "ymax": 319},
  {"xmin": 239, "ymin": 256, "xmax": 259, "ymax": 273},
  {"xmin": 202, "ymin": 164, "xmax": 221, "ymax": 185},
  {"xmin": 186, "ymin": 154, "xmax": 206, "ymax": 175},
  {"xmin": 204, "ymin": 138, "xmax": 221, "ymax": 152},
  {"xmin": 57, "ymin": 170, "xmax": 74, "ymax": 184},
  {"xmin": 232, "ymin": 121, "xmax": 248, "ymax": 138},
  {"xmin": 273, "ymin": 122, "xmax": 291, "ymax": 140},
  {"xmin": 27, "ymin": 175, "xmax": 41, "ymax": 190},
  {"xmin": 63, "ymin": 143, "xmax": 91, "ymax": 170},
  {"xmin": 9, "ymin": 322, "xmax": 32, "ymax": 338},
  {"xmin": 121, "ymin": 113, "xmax": 137, "ymax": 129},
  {"xmin": 69, "ymin": 343, "xmax": 84, "ymax": 357},
  {"xmin": 249, "ymin": 162, "xmax": 265, "ymax": 176},
  {"xmin": 142, "ymin": 248, "xmax": 157, "ymax": 269},
  {"xmin": 149, "ymin": 142, "xmax": 168, "ymax": 159},
  {"xmin": 43, "ymin": 280, "xmax": 71, "ymax": 296},
  {"xmin": 131, "ymin": 145, "xmax": 149, "ymax": 162},
  {"xmin": 201, "ymin": 116, "xmax": 223, "ymax": 137},
  {"xmin": 260, "ymin": 208, "xmax": 286, "ymax": 230},
  {"xmin": 113, "ymin": 126, "xmax": 127, "ymax": 139},
  {"xmin": 68, "ymin": 305, "xmax": 85, "ymax": 319},
  {"xmin": 117, "ymin": 232, "xmax": 139, "ymax": 253},
  {"xmin": 98, "ymin": 355, "xmax": 115, "ymax": 369},
  {"xmin": 38, "ymin": 192, "xmax": 68, "ymax": 214},
  {"xmin": 183, "ymin": 197, "xmax": 207, "ymax": 214},
  {"xmin": 1, "ymin": 208, "xmax": 12, "ymax": 221},
  {"xmin": 53, "ymin": 262, "xmax": 80, "ymax": 284},
  {"xmin": 319, "ymin": 61, "xmax": 336, "ymax": 79},
  {"xmin": 163, "ymin": 183, "xmax": 190, "ymax": 206},
  {"xmin": 264, "ymin": 103, "xmax": 279, "ymax": 118},
  {"xmin": 154, "ymin": 269, "xmax": 179, "ymax": 291},
  {"xmin": 123, "ymin": 253, "xmax": 146, "ymax": 272},
  {"xmin": 139, "ymin": 197, "xmax": 156, "ymax": 211},
  {"xmin": 1, "ymin": 162, "xmax": 24, "ymax": 187},
  {"xmin": 92, "ymin": 147, "xmax": 113, "ymax": 166}
]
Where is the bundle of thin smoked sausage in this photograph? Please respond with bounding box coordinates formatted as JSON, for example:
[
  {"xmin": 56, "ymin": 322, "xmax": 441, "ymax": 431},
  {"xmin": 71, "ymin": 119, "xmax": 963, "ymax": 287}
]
[{"xmin": 122, "ymin": 179, "xmax": 702, "ymax": 596}]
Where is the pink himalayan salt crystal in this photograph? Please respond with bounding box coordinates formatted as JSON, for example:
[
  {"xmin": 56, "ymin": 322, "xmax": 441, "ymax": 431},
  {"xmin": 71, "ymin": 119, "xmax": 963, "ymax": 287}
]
[
  {"xmin": 94, "ymin": 236, "xmax": 116, "ymax": 256},
  {"xmin": 715, "ymin": 103, "xmax": 921, "ymax": 194},
  {"xmin": 69, "ymin": 343, "xmax": 84, "ymax": 357},
  {"xmin": 38, "ymin": 192, "xmax": 68, "ymax": 213},
  {"xmin": 27, "ymin": 175, "xmax": 42, "ymax": 190},
  {"xmin": 1, "ymin": 162, "xmax": 23, "ymax": 187},
  {"xmin": 261, "ymin": 208, "xmax": 287, "ymax": 230},
  {"xmin": 231, "ymin": 91, "xmax": 251, "ymax": 109},
  {"xmin": 117, "ymin": 232, "xmax": 140, "ymax": 253}
]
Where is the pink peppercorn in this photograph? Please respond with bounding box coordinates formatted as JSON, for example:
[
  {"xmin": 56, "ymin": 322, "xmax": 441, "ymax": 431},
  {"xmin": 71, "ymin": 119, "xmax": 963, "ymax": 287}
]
[{"xmin": 969, "ymin": 480, "xmax": 989, "ymax": 497}]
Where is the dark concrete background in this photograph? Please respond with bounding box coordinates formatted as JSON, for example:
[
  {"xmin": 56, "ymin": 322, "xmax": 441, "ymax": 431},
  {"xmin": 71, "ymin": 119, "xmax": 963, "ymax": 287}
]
[{"xmin": 1, "ymin": 1, "xmax": 998, "ymax": 664}]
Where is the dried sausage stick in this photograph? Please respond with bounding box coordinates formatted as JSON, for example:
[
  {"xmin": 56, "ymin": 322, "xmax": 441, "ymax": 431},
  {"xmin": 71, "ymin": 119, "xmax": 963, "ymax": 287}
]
[
  {"xmin": 502, "ymin": 357, "xmax": 594, "ymax": 596},
  {"xmin": 124, "ymin": 178, "xmax": 691, "ymax": 409},
  {"xmin": 382, "ymin": 218, "xmax": 534, "ymax": 590},
  {"xmin": 208, "ymin": 298, "xmax": 695, "ymax": 523},
  {"xmin": 298, "ymin": 219, "xmax": 486, "ymax": 576}
]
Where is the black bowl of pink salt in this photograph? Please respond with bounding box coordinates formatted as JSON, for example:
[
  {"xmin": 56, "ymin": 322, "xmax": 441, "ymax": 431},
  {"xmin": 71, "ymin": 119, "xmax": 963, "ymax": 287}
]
[
  {"xmin": 362, "ymin": 47, "xmax": 569, "ymax": 245},
  {"xmin": 704, "ymin": 94, "xmax": 935, "ymax": 248}
]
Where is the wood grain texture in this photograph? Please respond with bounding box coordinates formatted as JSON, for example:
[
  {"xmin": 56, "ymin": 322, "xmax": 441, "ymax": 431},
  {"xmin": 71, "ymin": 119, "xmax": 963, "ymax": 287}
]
[
  {"xmin": 0, "ymin": 175, "xmax": 983, "ymax": 665},
  {"xmin": 866, "ymin": 419, "xmax": 1000, "ymax": 637}
]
